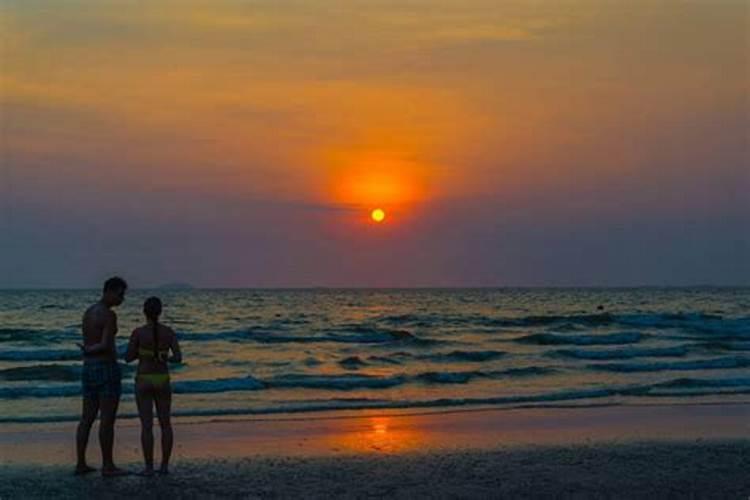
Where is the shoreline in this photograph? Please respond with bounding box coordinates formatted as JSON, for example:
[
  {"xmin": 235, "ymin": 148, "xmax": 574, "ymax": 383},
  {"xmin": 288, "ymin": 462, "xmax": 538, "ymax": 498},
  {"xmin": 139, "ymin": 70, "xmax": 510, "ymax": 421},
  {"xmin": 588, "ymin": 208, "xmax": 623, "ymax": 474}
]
[
  {"xmin": 4, "ymin": 396, "xmax": 750, "ymax": 426},
  {"xmin": 2, "ymin": 401, "xmax": 748, "ymax": 464}
]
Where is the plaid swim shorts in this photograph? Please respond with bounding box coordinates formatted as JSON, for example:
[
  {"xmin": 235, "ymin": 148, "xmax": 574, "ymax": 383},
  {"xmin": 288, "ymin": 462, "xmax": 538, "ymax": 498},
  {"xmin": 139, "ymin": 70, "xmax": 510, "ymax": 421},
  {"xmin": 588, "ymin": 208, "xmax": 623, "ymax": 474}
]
[{"xmin": 82, "ymin": 359, "xmax": 122, "ymax": 400}]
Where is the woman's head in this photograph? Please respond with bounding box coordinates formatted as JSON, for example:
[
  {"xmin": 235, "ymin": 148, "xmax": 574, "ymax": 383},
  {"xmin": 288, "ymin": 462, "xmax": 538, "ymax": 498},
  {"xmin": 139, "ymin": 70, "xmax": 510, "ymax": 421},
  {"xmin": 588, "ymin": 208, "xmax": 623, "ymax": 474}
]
[{"xmin": 143, "ymin": 296, "xmax": 162, "ymax": 322}]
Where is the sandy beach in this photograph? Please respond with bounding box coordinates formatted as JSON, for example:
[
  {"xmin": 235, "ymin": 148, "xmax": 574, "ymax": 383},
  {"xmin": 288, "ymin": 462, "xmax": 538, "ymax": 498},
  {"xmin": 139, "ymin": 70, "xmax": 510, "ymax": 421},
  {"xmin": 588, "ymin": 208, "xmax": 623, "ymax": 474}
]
[{"xmin": 2, "ymin": 403, "xmax": 749, "ymax": 498}]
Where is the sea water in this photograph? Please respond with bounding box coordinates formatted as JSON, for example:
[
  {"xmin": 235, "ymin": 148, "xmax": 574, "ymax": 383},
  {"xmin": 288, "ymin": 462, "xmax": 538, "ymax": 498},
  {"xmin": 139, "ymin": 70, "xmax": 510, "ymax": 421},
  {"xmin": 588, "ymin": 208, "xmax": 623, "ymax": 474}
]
[{"xmin": 1, "ymin": 288, "xmax": 749, "ymax": 423}]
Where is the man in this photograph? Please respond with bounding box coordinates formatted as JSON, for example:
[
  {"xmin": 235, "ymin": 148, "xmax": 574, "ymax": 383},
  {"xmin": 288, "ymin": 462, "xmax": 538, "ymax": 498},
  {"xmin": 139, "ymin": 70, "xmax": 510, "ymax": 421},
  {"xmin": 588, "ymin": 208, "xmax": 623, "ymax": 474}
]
[{"xmin": 74, "ymin": 276, "xmax": 129, "ymax": 476}]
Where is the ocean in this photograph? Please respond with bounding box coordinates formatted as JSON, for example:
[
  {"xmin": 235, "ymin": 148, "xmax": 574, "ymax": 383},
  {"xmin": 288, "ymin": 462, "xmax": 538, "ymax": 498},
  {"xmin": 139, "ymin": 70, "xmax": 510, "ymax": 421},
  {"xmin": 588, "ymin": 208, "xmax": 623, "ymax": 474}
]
[{"xmin": 1, "ymin": 288, "xmax": 749, "ymax": 423}]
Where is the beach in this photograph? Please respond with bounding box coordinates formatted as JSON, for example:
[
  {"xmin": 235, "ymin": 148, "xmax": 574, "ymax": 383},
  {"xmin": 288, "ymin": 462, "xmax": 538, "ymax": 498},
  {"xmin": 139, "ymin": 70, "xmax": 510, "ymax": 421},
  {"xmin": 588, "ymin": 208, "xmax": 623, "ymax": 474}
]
[
  {"xmin": 3, "ymin": 289, "xmax": 750, "ymax": 497},
  {"xmin": 2, "ymin": 403, "xmax": 749, "ymax": 498}
]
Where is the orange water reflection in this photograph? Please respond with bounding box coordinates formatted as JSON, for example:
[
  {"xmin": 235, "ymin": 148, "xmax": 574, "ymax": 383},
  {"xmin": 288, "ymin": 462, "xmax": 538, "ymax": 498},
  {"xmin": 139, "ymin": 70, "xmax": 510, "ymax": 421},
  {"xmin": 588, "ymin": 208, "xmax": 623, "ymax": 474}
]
[{"xmin": 325, "ymin": 415, "xmax": 429, "ymax": 453}]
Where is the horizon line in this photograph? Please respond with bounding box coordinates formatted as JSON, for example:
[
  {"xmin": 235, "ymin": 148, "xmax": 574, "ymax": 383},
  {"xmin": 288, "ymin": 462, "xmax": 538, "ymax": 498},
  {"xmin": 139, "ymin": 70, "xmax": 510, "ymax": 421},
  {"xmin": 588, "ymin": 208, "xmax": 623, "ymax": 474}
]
[{"xmin": 1, "ymin": 284, "xmax": 749, "ymax": 291}]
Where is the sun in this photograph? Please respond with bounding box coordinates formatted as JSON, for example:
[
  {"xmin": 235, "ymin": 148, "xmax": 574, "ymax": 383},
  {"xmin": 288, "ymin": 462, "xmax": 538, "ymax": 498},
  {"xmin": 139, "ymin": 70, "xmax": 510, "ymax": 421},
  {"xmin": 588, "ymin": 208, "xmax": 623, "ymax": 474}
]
[{"xmin": 371, "ymin": 208, "xmax": 386, "ymax": 223}]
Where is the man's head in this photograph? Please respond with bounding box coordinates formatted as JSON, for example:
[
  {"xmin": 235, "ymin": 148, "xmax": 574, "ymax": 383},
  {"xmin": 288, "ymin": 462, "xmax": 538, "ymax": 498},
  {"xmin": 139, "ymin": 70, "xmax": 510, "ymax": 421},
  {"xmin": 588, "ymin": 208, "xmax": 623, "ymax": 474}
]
[{"xmin": 102, "ymin": 276, "xmax": 128, "ymax": 307}]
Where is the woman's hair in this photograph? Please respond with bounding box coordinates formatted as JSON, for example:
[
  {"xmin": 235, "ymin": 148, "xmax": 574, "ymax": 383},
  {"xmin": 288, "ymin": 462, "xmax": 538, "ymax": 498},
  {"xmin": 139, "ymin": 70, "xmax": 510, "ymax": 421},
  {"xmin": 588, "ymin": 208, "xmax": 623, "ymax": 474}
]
[{"xmin": 143, "ymin": 297, "xmax": 163, "ymax": 361}]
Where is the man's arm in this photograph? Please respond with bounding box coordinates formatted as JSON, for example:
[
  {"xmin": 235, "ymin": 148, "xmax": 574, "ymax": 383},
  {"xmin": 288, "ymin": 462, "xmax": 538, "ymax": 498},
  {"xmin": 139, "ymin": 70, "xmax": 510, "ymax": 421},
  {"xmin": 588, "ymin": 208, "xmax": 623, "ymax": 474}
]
[{"xmin": 81, "ymin": 311, "xmax": 117, "ymax": 355}]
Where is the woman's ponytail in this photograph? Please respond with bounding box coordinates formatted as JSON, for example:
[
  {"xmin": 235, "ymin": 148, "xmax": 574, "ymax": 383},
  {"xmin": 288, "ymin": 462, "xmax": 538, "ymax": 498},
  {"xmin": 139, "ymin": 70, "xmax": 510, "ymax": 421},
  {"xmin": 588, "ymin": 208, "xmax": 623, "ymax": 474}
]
[{"xmin": 143, "ymin": 297, "xmax": 163, "ymax": 362}]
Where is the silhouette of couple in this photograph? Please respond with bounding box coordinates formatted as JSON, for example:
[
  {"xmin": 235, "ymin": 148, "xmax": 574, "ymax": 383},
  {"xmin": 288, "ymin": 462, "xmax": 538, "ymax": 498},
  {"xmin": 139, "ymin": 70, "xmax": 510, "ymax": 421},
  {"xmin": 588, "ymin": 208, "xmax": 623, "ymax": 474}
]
[{"xmin": 75, "ymin": 277, "xmax": 182, "ymax": 477}]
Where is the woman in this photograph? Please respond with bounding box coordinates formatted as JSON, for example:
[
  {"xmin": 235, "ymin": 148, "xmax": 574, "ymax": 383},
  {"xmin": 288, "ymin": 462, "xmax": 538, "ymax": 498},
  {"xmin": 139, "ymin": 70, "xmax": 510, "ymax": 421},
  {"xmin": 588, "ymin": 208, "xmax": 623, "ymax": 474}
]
[{"xmin": 125, "ymin": 296, "xmax": 181, "ymax": 476}]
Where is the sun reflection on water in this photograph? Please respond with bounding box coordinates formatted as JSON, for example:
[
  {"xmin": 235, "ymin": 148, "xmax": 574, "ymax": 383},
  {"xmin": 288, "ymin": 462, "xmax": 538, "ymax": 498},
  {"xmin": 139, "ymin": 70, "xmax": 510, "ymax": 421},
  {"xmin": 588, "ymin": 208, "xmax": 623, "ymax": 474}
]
[{"xmin": 326, "ymin": 415, "xmax": 428, "ymax": 454}]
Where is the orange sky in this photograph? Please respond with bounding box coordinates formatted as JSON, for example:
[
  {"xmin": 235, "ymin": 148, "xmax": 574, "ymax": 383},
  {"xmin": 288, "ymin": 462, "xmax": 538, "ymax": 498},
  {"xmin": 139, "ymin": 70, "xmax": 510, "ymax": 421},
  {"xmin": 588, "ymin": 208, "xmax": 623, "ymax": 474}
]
[{"xmin": 1, "ymin": 1, "xmax": 748, "ymax": 286}]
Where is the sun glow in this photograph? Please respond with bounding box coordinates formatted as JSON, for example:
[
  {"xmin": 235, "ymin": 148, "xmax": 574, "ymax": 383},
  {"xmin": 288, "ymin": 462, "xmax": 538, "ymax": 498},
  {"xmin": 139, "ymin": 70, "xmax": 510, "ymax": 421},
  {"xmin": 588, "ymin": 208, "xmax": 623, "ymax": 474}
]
[
  {"xmin": 324, "ymin": 150, "xmax": 430, "ymax": 211},
  {"xmin": 371, "ymin": 208, "xmax": 386, "ymax": 222}
]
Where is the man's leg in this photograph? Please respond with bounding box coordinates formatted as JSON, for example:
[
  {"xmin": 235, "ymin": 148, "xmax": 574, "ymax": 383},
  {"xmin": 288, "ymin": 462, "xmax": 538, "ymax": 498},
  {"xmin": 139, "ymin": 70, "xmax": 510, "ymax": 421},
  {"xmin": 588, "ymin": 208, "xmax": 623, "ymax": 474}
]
[
  {"xmin": 99, "ymin": 362, "xmax": 127, "ymax": 476},
  {"xmin": 75, "ymin": 396, "xmax": 99, "ymax": 474},
  {"xmin": 99, "ymin": 396, "xmax": 128, "ymax": 475}
]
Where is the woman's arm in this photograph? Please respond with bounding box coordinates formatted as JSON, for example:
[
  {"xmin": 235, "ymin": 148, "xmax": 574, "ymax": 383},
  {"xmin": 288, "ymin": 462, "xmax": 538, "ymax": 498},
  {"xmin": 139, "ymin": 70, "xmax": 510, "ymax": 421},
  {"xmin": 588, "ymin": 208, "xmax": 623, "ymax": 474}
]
[{"xmin": 124, "ymin": 329, "xmax": 139, "ymax": 363}]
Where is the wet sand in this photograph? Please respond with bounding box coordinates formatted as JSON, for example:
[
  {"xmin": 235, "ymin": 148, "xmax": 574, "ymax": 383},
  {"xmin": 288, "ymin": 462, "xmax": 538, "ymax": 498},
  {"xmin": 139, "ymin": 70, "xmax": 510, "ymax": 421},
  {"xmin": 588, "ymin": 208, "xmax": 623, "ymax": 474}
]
[{"xmin": 1, "ymin": 403, "xmax": 749, "ymax": 498}]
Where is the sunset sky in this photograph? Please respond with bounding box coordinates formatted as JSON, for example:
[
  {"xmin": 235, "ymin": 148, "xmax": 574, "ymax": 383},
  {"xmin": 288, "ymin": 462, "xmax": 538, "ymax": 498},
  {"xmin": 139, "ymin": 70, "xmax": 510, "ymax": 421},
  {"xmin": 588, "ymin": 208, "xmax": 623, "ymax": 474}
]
[{"xmin": 1, "ymin": 0, "xmax": 748, "ymax": 287}]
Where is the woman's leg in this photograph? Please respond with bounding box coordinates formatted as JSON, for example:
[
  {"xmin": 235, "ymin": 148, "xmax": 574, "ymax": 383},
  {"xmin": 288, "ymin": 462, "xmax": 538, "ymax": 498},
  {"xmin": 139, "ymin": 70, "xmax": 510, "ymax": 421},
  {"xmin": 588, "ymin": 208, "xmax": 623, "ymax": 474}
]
[
  {"xmin": 154, "ymin": 385, "xmax": 173, "ymax": 473},
  {"xmin": 135, "ymin": 382, "xmax": 155, "ymax": 474}
]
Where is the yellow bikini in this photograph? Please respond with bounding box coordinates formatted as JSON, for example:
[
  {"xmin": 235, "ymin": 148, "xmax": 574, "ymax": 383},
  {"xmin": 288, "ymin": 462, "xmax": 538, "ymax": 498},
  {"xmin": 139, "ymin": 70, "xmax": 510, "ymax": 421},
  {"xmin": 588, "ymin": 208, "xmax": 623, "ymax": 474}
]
[
  {"xmin": 138, "ymin": 347, "xmax": 169, "ymax": 361},
  {"xmin": 136, "ymin": 348, "xmax": 171, "ymax": 387},
  {"xmin": 137, "ymin": 372, "xmax": 170, "ymax": 385}
]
